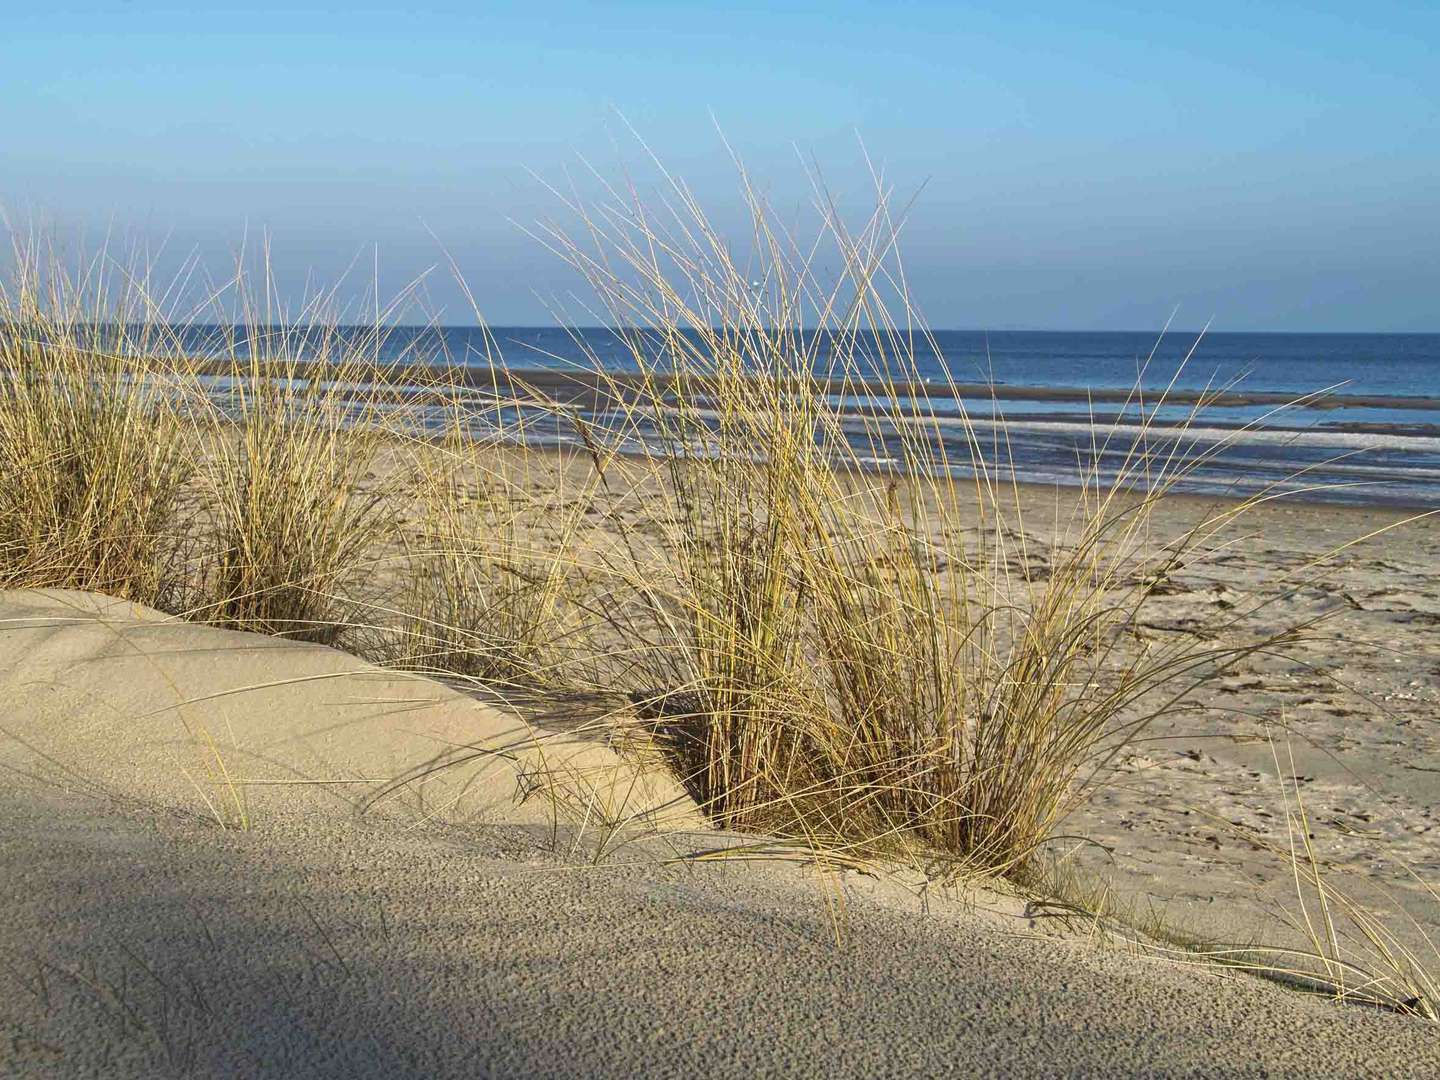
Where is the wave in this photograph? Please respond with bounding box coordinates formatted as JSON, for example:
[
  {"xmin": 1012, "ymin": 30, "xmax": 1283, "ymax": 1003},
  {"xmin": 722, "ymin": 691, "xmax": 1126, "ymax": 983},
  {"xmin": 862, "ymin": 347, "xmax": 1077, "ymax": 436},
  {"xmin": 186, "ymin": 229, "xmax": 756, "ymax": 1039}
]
[{"xmin": 917, "ymin": 414, "xmax": 1440, "ymax": 455}]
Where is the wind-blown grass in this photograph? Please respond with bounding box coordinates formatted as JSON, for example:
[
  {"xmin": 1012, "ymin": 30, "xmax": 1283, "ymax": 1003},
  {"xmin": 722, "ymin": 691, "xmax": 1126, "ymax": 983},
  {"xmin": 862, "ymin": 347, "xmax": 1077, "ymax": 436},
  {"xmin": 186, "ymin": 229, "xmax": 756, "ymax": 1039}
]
[
  {"xmin": 195, "ymin": 331, "xmax": 397, "ymax": 643},
  {"xmin": 2, "ymin": 173, "xmax": 1434, "ymax": 1020},
  {"xmin": 0, "ymin": 241, "xmax": 194, "ymax": 606},
  {"xmin": 530, "ymin": 153, "xmax": 1324, "ymax": 879},
  {"xmin": 386, "ymin": 416, "xmax": 582, "ymax": 685}
]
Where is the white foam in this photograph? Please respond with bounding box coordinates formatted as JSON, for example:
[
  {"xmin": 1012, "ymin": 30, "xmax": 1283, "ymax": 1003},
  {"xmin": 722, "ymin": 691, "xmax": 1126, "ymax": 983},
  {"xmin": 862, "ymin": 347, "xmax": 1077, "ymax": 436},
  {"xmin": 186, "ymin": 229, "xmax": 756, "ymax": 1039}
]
[{"xmin": 914, "ymin": 415, "xmax": 1440, "ymax": 454}]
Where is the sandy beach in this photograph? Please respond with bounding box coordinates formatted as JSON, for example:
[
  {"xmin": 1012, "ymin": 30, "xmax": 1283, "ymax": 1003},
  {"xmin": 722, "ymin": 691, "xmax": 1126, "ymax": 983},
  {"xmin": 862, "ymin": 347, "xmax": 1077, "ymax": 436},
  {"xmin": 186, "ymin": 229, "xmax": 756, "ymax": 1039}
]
[
  {"xmin": 3, "ymin": 457, "xmax": 1438, "ymax": 1076},
  {"xmin": 8, "ymin": 0, "xmax": 1440, "ymax": 1071},
  {"xmin": 1038, "ymin": 491, "xmax": 1440, "ymax": 948},
  {"xmin": 498, "ymin": 447, "xmax": 1440, "ymax": 954}
]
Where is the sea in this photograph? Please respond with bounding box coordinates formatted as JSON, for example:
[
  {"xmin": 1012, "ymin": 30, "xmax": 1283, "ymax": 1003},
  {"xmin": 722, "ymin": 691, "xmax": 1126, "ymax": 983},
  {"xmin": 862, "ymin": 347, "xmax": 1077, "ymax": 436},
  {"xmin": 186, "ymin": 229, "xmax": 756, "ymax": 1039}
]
[{"xmin": 189, "ymin": 326, "xmax": 1440, "ymax": 508}]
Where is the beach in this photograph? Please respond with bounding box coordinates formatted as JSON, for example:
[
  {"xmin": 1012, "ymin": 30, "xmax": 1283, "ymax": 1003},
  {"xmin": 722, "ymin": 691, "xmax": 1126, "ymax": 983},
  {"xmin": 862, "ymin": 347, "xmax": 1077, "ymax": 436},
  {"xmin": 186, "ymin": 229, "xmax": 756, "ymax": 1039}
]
[
  {"xmin": 484, "ymin": 446, "xmax": 1440, "ymax": 952},
  {"xmin": 5, "ymin": 202, "xmax": 1440, "ymax": 1076},
  {"xmin": 9, "ymin": 0, "xmax": 1439, "ymax": 1071},
  {"xmin": 4, "ymin": 440, "xmax": 1439, "ymax": 1075}
]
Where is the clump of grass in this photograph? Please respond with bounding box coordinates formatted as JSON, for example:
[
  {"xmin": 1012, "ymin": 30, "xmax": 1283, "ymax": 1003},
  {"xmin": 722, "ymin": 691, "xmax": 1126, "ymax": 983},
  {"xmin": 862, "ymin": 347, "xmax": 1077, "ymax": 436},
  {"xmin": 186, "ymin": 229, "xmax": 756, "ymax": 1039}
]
[
  {"xmin": 0, "ymin": 240, "xmax": 194, "ymax": 606},
  {"xmin": 196, "ymin": 321, "xmax": 399, "ymax": 643},
  {"xmin": 534, "ymin": 151, "xmax": 1315, "ymax": 879}
]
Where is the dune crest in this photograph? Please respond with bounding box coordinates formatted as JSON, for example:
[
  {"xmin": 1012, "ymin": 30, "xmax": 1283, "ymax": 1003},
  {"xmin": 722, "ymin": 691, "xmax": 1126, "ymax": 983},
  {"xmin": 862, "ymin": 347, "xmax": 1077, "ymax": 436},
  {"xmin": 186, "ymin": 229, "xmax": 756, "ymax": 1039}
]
[{"xmin": 0, "ymin": 589, "xmax": 701, "ymax": 834}]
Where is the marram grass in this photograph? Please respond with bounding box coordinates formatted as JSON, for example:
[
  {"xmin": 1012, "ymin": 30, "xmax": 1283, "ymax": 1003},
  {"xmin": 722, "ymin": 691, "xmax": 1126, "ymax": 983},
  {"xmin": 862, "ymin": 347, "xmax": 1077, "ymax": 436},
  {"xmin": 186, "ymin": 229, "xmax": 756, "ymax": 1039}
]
[
  {"xmin": 532, "ymin": 156, "xmax": 1316, "ymax": 878},
  {"xmin": 1, "ymin": 161, "xmax": 1435, "ymax": 1021},
  {"xmin": 0, "ymin": 242, "xmax": 194, "ymax": 607}
]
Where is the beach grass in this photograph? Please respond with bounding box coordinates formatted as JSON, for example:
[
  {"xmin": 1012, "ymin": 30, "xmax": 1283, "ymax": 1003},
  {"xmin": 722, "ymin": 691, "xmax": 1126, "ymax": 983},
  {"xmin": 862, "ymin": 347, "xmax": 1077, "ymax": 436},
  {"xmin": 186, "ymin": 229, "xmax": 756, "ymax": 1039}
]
[
  {"xmin": 1, "ymin": 174, "xmax": 1436, "ymax": 1021},
  {"xmin": 192, "ymin": 331, "xmax": 399, "ymax": 643},
  {"xmin": 382, "ymin": 414, "xmax": 584, "ymax": 685},
  {"xmin": 0, "ymin": 239, "xmax": 195, "ymax": 607},
  {"xmin": 528, "ymin": 155, "xmax": 1319, "ymax": 878}
]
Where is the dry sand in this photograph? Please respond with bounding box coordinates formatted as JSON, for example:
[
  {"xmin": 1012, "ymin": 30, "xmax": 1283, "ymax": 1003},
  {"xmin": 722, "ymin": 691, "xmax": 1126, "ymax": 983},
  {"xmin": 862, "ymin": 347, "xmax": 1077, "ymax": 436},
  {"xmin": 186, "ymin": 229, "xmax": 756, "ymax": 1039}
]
[
  {"xmin": 3, "ymin": 580, "xmax": 1440, "ymax": 1076},
  {"xmin": 1056, "ymin": 494, "xmax": 1440, "ymax": 950},
  {"xmin": 485, "ymin": 447, "xmax": 1440, "ymax": 954}
]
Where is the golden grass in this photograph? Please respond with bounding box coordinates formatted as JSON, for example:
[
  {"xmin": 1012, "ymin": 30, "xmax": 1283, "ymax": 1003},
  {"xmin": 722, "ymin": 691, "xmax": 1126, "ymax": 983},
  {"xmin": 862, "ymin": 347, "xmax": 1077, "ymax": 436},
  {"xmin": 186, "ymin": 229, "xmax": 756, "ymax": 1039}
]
[
  {"xmin": 1193, "ymin": 736, "xmax": 1440, "ymax": 1020},
  {"xmin": 528, "ymin": 153, "xmax": 1323, "ymax": 879},
  {"xmin": 0, "ymin": 241, "xmax": 194, "ymax": 607},
  {"xmin": 383, "ymin": 416, "xmax": 583, "ymax": 685},
  {"xmin": 1, "ymin": 161, "xmax": 1435, "ymax": 1020},
  {"xmin": 194, "ymin": 332, "xmax": 398, "ymax": 643}
]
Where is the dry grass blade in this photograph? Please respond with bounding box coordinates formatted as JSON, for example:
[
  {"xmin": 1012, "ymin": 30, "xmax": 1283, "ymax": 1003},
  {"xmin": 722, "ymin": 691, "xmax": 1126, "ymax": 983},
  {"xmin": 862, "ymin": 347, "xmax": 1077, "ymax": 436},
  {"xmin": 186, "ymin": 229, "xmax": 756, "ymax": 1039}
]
[
  {"xmin": 384, "ymin": 413, "xmax": 585, "ymax": 687},
  {"xmin": 1233, "ymin": 735, "xmax": 1440, "ymax": 1020},
  {"xmin": 191, "ymin": 287, "xmax": 405, "ymax": 643}
]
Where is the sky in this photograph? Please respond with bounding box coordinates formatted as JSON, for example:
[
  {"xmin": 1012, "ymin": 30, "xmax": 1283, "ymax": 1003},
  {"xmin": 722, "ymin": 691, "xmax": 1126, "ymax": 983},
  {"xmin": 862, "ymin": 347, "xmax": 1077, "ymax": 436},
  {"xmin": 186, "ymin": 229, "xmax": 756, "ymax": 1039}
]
[{"xmin": 3, "ymin": 1, "xmax": 1437, "ymax": 331}]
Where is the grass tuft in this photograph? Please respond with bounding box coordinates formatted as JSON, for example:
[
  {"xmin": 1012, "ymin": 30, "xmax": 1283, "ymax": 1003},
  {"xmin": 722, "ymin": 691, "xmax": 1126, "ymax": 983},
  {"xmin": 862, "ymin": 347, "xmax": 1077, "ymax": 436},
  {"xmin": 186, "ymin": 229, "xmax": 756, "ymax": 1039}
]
[
  {"xmin": 0, "ymin": 240, "xmax": 194, "ymax": 606},
  {"xmin": 196, "ymin": 337, "xmax": 396, "ymax": 643},
  {"xmin": 531, "ymin": 150, "xmax": 1318, "ymax": 878}
]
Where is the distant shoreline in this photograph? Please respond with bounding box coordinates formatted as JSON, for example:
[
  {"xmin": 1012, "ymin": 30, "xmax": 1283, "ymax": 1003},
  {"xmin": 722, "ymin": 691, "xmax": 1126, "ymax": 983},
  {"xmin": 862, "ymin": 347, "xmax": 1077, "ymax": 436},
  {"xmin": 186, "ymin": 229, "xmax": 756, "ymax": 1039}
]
[{"xmin": 191, "ymin": 359, "xmax": 1440, "ymax": 413}]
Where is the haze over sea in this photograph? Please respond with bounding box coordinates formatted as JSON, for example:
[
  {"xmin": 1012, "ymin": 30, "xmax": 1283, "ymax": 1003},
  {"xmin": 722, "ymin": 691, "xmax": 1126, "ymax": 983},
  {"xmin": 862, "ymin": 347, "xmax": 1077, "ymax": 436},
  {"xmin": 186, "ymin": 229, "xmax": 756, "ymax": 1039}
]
[{"xmin": 191, "ymin": 324, "xmax": 1440, "ymax": 507}]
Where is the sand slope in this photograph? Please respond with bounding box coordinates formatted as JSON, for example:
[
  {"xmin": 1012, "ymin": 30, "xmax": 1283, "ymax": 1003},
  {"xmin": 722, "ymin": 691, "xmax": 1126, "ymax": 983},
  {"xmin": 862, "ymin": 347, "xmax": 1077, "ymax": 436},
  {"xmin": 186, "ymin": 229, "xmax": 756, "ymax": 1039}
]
[
  {"xmin": 2, "ymin": 589, "xmax": 1438, "ymax": 1077},
  {"xmin": 0, "ymin": 588, "xmax": 698, "ymax": 832}
]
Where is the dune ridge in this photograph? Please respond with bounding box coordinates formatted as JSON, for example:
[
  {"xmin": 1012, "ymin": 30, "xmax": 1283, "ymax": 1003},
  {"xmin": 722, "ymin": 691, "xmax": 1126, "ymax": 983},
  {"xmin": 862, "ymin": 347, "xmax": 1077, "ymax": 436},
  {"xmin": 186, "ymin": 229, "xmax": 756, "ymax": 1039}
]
[
  {"xmin": 0, "ymin": 589, "xmax": 700, "ymax": 834},
  {"xmin": 2, "ymin": 589, "xmax": 1439, "ymax": 1076}
]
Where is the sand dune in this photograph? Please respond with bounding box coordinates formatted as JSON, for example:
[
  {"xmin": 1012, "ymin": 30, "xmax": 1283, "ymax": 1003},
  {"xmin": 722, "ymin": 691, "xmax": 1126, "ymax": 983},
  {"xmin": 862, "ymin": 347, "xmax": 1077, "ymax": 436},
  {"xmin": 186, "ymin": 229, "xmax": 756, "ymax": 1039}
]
[
  {"xmin": 0, "ymin": 589, "xmax": 699, "ymax": 834},
  {"xmin": 3, "ymin": 588, "xmax": 1439, "ymax": 1076}
]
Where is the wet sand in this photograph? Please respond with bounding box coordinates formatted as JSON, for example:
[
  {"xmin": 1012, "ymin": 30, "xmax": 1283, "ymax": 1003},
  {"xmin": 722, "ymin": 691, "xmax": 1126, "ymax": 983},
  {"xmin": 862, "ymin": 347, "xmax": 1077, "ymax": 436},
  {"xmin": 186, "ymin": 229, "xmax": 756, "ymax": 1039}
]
[{"xmin": 201, "ymin": 359, "xmax": 1440, "ymax": 413}]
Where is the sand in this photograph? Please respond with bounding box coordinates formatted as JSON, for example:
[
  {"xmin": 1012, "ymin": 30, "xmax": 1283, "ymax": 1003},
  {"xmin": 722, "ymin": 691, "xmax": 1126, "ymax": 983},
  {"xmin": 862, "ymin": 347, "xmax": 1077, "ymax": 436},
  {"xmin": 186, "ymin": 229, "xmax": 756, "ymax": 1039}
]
[
  {"xmin": 494, "ymin": 446, "xmax": 1440, "ymax": 954},
  {"xmin": 1056, "ymin": 495, "xmax": 1440, "ymax": 950},
  {"xmin": 3, "ymin": 586, "xmax": 1440, "ymax": 1076},
  {"xmin": 0, "ymin": 589, "xmax": 698, "ymax": 835}
]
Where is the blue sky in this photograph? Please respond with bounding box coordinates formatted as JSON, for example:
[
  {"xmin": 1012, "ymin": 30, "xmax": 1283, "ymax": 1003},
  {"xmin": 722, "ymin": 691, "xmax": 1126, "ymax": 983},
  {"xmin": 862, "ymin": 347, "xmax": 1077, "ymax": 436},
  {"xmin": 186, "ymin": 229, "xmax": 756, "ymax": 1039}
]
[{"xmin": 3, "ymin": 1, "xmax": 1437, "ymax": 330}]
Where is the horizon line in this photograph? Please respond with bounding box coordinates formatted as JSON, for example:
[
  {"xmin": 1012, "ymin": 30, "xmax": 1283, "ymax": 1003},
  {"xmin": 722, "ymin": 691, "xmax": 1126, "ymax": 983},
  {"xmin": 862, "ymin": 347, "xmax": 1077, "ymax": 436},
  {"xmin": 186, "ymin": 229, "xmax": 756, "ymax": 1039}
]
[{"xmin": 82, "ymin": 322, "xmax": 1440, "ymax": 337}]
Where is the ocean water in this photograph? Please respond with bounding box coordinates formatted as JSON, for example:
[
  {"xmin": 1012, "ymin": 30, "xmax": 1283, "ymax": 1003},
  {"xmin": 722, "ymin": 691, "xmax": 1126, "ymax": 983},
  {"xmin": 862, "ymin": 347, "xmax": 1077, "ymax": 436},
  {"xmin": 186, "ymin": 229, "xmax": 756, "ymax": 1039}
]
[
  {"xmin": 183, "ymin": 325, "xmax": 1440, "ymax": 507},
  {"xmin": 476, "ymin": 327, "xmax": 1440, "ymax": 402}
]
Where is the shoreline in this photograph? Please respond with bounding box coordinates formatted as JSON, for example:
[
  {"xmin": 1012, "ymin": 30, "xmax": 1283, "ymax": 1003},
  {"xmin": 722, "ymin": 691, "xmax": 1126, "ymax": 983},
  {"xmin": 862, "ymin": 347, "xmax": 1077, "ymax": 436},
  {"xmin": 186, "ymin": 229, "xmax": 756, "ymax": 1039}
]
[
  {"xmin": 508, "ymin": 437, "xmax": 1440, "ymax": 513},
  {"xmin": 184, "ymin": 360, "xmax": 1440, "ymax": 510},
  {"xmin": 513, "ymin": 439, "xmax": 1440, "ymax": 517},
  {"xmin": 193, "ymin": 358, "xmax": 1440, "ymax": 412}
]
